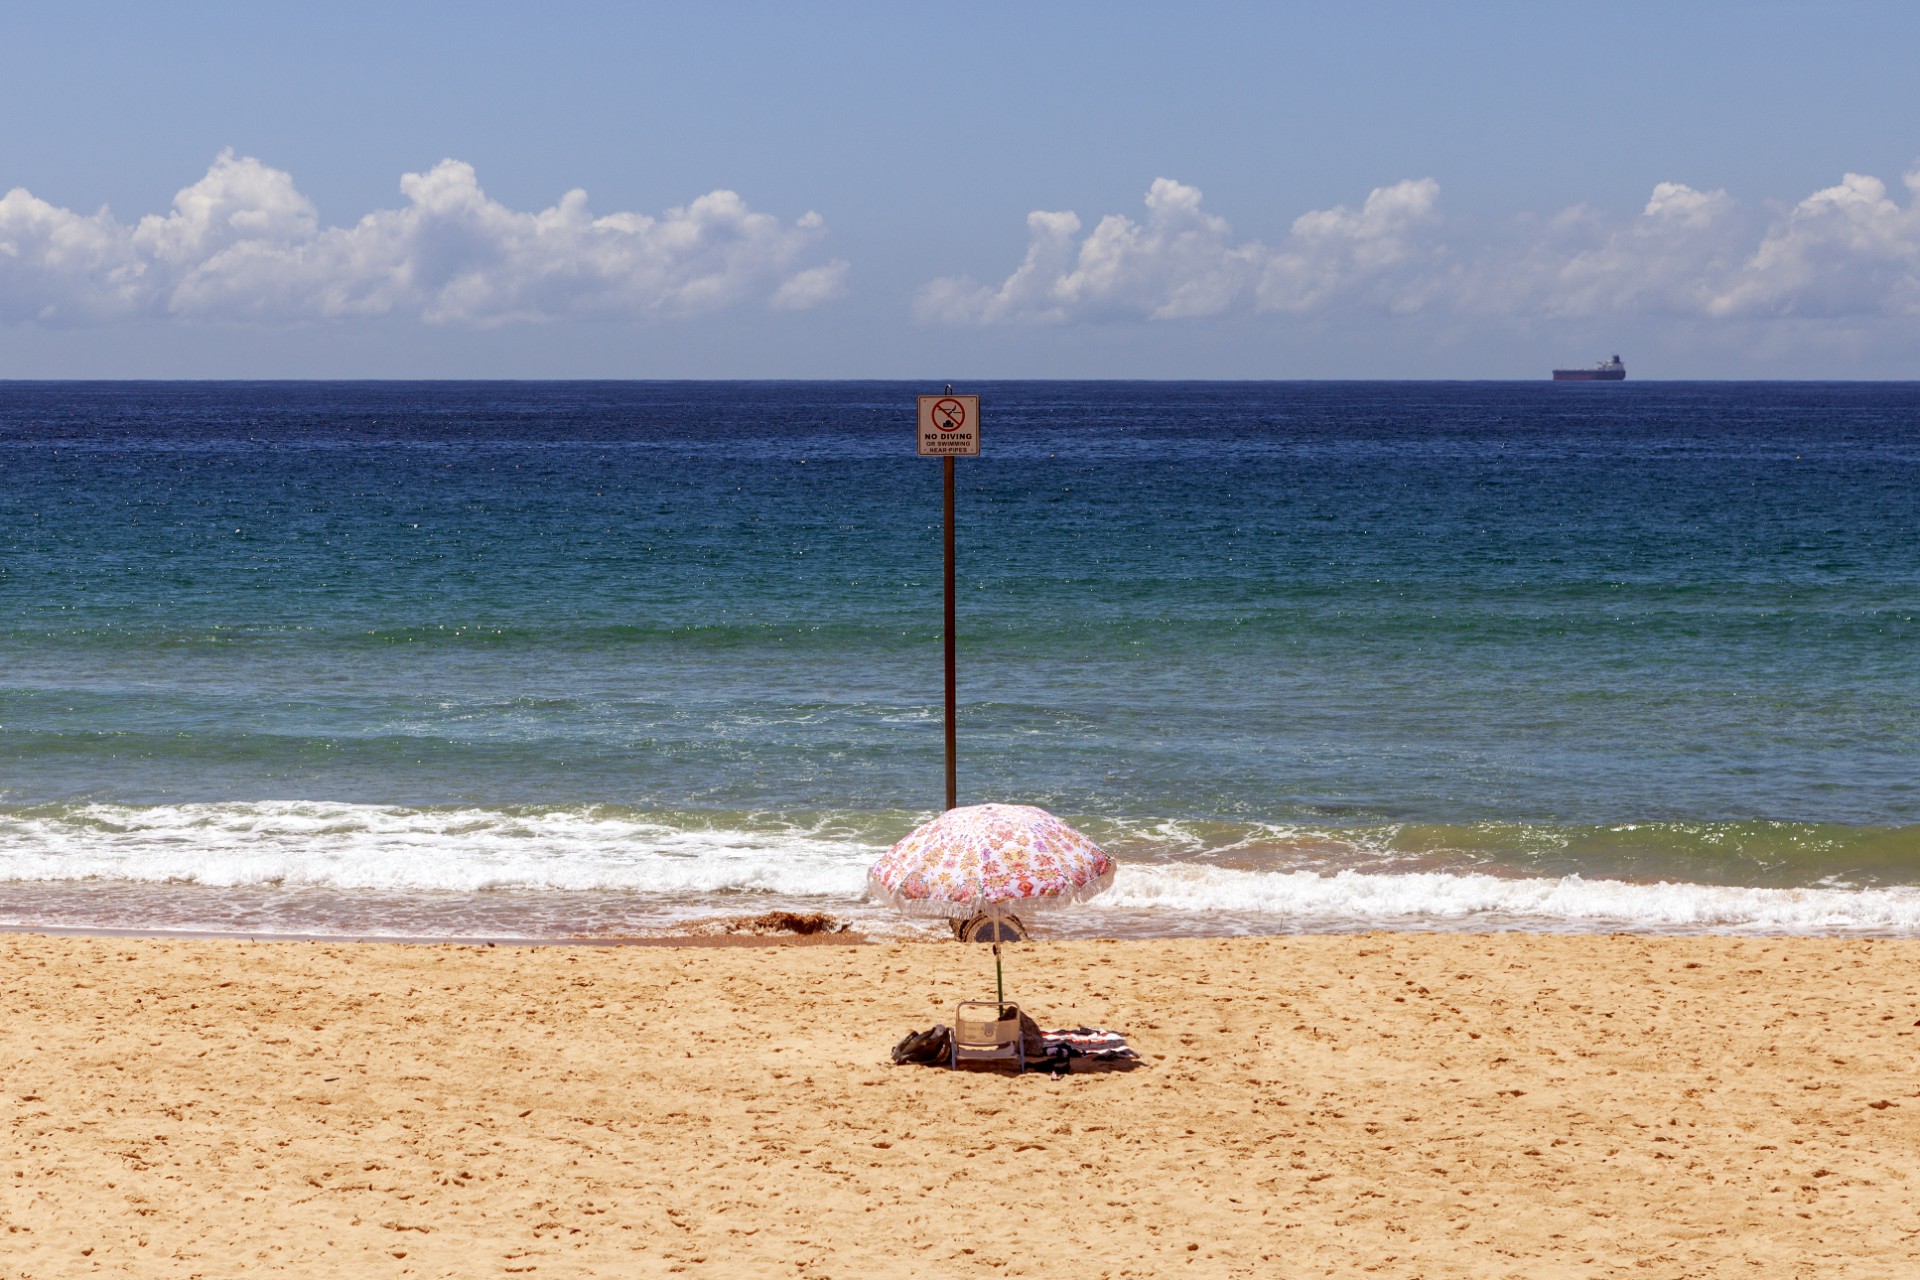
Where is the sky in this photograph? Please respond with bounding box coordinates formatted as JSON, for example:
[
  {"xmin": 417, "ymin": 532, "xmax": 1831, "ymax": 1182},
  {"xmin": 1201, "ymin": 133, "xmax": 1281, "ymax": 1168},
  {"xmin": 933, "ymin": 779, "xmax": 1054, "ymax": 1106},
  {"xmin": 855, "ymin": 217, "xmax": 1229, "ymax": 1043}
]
[{"xmin": 2, "ymin": 0, "xmax": 1918, "ymax": 379}]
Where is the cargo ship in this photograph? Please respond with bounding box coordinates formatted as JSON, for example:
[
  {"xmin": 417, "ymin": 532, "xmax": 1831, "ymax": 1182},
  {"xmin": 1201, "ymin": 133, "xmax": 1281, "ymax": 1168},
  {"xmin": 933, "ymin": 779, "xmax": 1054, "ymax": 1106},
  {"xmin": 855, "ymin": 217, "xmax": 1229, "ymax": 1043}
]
[{"xmin": 1553, "ymin": 354, "xmax": 1625, "ymax": 381}]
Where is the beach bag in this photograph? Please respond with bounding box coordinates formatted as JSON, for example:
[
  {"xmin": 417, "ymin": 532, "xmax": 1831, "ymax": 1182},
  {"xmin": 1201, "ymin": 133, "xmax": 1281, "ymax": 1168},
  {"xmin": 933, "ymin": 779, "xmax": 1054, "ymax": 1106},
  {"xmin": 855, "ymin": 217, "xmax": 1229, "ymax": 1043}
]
[
  {"xmin": 1017, "ymin": 1010, "xmax": 1048, "ymax": 1061},
  {"xmin": 891, "ymin": 1024, "xmax": 951, "ymax": 1065}
]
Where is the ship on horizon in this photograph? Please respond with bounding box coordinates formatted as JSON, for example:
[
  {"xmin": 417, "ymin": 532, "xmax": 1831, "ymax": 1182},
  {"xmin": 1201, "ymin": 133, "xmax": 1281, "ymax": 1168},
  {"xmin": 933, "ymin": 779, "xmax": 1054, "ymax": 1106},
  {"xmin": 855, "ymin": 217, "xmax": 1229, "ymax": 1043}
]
[{"xmin": 1553, "ymin": 354, "xmax": 1626, "ymax": 381}]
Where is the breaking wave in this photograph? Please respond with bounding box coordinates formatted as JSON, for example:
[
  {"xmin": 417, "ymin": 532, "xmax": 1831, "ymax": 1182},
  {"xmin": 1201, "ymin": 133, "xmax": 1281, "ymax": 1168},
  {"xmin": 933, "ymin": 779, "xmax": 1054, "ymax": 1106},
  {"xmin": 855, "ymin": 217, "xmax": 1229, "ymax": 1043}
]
[{"xmin": 3, "ymin": 801, "xmax": 1919, "ymax": 938}]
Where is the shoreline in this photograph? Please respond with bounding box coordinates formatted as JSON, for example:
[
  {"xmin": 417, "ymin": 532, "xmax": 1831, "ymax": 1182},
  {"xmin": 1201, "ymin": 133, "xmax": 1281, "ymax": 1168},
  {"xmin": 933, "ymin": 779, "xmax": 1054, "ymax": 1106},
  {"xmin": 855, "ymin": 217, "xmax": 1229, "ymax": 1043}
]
[
  {"xmin": 0, "ymin": 921, "xmax": 874, "ymax": 947},
  {"xmin": 14, "ymin": 879, "xmax": 1920, "ymax": 946},
  {"xmin": 13, "ymin": 918, "xmax": 1920, "ymax": 945},
  {"xmin": 6, "ymin": 929, "xmax": 1918, "ymax": 1276}
]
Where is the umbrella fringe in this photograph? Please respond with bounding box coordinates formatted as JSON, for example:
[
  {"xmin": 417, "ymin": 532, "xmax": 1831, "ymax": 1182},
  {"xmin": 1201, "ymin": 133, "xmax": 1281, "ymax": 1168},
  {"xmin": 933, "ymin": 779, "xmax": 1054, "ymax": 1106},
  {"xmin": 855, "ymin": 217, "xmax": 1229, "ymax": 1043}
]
[{"xmin": 864, "ymin": 867, "xmax": 1116, "ymax": 918}]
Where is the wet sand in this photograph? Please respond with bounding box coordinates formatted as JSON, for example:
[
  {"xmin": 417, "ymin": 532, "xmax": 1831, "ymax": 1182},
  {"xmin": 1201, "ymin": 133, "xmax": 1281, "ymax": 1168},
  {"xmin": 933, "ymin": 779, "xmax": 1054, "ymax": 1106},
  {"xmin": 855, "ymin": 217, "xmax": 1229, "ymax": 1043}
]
[{"xmin": 4, "ymin": 931, "xmax": 1918, "ymax": 1277}]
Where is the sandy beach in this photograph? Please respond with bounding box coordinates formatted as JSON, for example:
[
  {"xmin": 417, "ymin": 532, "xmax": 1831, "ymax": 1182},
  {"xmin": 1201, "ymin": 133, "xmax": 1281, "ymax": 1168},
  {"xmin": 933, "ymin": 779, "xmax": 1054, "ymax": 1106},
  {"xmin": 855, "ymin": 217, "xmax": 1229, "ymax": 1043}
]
[{"xmin": 4, "ymin": 930, "xmax": 1918, "ymax": 1278}]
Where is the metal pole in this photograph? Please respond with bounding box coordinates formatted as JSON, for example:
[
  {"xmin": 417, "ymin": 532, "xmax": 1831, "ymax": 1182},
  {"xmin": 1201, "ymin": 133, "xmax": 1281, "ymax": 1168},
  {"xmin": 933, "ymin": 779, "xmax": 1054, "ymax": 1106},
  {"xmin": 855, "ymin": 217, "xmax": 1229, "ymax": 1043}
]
[{"xmin": 944, "ymin": 452, "xmax": 958, "ymax": 811}]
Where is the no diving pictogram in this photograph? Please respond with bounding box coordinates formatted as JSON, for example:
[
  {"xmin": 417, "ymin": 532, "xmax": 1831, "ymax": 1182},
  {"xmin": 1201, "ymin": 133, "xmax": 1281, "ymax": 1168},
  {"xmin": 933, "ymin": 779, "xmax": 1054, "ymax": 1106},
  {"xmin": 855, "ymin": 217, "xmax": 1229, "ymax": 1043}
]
[{"xmin": 931, "ymin": 397, "xmax": 967, "ymax": 432}]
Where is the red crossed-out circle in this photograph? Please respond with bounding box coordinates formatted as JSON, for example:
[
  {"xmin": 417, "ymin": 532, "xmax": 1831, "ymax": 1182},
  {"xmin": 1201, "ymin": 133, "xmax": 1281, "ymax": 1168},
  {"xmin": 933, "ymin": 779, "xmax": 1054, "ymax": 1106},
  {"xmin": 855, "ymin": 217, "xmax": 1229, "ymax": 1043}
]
[{"xmin": 930, "ymin": 397, "xmax": 967, "ymax": 432}]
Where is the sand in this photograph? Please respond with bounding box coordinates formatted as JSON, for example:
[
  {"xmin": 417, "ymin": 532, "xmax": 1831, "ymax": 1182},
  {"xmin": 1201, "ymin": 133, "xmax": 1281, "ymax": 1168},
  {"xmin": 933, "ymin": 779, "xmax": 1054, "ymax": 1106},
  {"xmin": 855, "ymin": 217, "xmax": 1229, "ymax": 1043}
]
[{"xmin": 4, "ymin": 930, "xmax": 1918, "ymax": 1278}]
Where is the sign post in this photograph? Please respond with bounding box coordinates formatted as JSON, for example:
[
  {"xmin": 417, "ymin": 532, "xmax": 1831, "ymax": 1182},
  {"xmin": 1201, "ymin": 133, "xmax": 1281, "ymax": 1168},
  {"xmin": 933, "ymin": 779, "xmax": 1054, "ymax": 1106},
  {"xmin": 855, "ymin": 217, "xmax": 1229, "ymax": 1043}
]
[{"xmin": 917, "ymin": 389, "xmax": 980, "ymax": 811}]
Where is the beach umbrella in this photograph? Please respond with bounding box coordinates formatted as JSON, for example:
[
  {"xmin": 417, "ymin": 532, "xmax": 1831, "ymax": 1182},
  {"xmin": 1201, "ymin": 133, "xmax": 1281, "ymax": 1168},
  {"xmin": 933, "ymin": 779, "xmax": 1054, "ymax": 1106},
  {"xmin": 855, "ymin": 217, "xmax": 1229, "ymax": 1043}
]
[{"xmin": 867, "ymin": 802, "xmax": 1116, "ymax": 1004}]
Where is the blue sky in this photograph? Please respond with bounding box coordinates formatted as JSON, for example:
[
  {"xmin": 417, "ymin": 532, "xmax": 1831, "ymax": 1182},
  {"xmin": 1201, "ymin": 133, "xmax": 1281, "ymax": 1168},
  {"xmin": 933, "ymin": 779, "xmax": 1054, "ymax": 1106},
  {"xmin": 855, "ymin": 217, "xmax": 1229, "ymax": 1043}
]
[{"xmin": 3, "ymin": 1, "xmax": 1917, "ymax": 378}]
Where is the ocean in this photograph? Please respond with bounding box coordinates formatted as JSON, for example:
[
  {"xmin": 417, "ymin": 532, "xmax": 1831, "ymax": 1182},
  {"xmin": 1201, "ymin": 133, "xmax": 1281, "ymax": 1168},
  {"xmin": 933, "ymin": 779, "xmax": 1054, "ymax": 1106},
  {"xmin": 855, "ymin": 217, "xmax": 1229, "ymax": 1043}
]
[{"xmin": 1, "ymin": 380, "xmax": 1915, "ymax": 939}]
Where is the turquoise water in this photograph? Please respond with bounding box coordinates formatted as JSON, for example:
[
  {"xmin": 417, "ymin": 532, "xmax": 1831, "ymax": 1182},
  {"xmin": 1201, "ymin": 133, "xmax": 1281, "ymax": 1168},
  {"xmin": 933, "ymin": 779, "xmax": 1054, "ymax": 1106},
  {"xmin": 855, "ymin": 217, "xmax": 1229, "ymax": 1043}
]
[{"xmin": 1, "ymin": 380, "xmax": 1915, "ymax": 937}]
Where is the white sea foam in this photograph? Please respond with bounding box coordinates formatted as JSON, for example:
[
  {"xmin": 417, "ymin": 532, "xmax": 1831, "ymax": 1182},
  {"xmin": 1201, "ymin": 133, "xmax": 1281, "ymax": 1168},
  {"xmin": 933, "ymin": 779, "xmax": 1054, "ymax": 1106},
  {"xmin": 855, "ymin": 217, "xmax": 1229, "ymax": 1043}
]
[
  {"xmin": 1096, "ymin": 864, "xmax": 1920, "ymax": 934},
  {"xmin": 5, "ymin": 801, "xmax": 1920, "ymax": 936},
  {"xmin": 0, "ymin": 801, "xmax": 876, "ymax": 898}
]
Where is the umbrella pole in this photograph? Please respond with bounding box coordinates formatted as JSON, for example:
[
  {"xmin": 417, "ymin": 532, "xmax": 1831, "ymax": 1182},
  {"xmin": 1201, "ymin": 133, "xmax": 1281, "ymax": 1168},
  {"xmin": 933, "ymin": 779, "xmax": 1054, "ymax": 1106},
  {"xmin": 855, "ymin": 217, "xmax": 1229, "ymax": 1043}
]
[
  {"xmin": 944, "ymin": 453, "xmax": 957, "ymax": 812},
  {"xmin": 987, "ymin": 903, "xmax": 1007, "ymax": 1007}
]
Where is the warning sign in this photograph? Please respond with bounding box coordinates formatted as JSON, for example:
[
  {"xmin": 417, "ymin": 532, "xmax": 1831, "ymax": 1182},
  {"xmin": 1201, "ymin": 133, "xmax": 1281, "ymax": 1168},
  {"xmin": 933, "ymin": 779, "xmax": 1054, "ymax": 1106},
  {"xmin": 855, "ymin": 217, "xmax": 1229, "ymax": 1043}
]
[{"xmin": 916, "ymin": 394, "xmax": 980, "ymax": 457}]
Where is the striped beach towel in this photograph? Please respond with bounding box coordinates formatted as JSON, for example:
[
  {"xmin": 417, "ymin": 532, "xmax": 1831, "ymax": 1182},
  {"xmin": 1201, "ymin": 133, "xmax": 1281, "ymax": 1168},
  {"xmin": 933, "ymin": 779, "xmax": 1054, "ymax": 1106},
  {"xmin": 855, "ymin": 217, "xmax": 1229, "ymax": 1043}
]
[{"xmin": 1039, "ymin": 1027, "xmax": 1137, "ymax": 1061}]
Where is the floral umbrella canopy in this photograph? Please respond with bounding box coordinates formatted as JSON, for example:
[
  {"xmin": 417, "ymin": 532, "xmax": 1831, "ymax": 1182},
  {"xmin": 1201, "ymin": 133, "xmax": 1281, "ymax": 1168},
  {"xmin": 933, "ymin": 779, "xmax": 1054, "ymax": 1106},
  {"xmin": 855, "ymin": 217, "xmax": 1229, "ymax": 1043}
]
[{"xmin": 868, "ymin": 802, "xmax": 1116, "ymax": 1001}]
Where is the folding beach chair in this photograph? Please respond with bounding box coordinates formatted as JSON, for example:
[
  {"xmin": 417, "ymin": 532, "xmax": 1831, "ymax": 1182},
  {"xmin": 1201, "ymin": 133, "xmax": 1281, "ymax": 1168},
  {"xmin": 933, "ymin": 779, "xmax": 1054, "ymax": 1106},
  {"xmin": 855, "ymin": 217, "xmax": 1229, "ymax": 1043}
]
[{"xmin": 951, "ymin": 1001, "xmax": 1025, "ymax": 1072}]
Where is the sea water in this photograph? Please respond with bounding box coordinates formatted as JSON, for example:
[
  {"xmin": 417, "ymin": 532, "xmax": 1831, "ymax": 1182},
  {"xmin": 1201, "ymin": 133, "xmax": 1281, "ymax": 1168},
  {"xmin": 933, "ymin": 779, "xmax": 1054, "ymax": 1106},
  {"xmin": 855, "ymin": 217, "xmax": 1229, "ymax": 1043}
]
[{"xmin": 1, "ymin": 380, "xmax": 1915, "ymax": 938}]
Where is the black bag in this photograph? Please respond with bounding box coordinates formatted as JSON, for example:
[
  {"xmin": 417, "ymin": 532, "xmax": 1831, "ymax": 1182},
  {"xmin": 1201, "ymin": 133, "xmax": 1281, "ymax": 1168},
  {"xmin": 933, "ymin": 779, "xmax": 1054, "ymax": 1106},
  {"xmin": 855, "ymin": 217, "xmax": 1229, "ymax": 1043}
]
[
  {"xmin": 891, "ymin": 1024, "xmax": 952, "ymax": 1065},
  {"xmin": 1017, "ymin": 1010, "xmax": 1048, "ymax": 1061}
]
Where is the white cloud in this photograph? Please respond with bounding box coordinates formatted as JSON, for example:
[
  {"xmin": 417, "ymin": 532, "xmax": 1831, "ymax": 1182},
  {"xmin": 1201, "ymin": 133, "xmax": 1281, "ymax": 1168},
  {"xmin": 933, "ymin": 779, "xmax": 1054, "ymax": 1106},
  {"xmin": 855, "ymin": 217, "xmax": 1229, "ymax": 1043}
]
[
  {"xmin": 1452, "ymin": 182, "xmax": 1746, "ymax": 319},
  {"xmin": 1256, "ymin": 178, "xmax": 1441, "ymax": 313},
  {"xmin": 1707, "ymin": 171, "xmax": 1920, "ymax": 318},
  {"xmin": 913, "ymin": 210, "xmax": 1085, "ymax": 325},
  {"xmin": 0, "ymin": 151, "xmax": 845, "ymax": 326},
  {"xmin": 917, "ymin": 177, "xmax": 1438, "ymax": 325},
  {"xmin": 0, "ymin": 192, "xmax": 145, "ymax": 324},
  {"xmin": 769, "ymin": 257, "xmax": 851, "ymax": 310},
  {"xmin": 919, "ymin": 169, "xmax": 1920, "ymax": 326},
  {"xmin": 915, "ymin": 179, "xmax": 1270, "ymax": 324}
]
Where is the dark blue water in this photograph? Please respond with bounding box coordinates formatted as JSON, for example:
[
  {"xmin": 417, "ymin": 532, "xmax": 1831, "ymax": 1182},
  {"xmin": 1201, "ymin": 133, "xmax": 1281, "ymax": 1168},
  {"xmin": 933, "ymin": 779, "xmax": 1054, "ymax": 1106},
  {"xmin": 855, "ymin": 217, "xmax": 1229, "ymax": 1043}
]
[{"xmin": 1, "ymin": 381, "xmax": 1915, "ymax": 937}]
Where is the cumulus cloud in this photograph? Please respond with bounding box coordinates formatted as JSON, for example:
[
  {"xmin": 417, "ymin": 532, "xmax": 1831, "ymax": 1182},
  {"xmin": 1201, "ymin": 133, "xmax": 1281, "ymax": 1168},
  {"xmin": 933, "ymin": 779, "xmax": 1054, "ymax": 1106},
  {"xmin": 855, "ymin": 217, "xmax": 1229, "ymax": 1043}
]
[
  {"xmin": 1708, "ymin": 172, "xmax": 1920, "ymax": 318},
  {"xmin": 915, "ymin": 176, "xmax": 1439, "ymax": 325},
  {"xmin": 918, "ymin": 169, "xmax": 1920, "ymax": 325},
  {"xmin": 915, "ymin": 179, "xmax": 1272, "ymax": 325},
  {"xmin": 1256, "ymin": 178, "xmax": 1441, "ymax": 313},
  {"xmin": 769, "ymin": 258, "xmax": 851, "ymax": 310},
  {"xmin": 1447, "ymin": 181, "xmax": 1748, "ymax": 319},
  {"xmin": 0, "ymin": 150, "xmax": 847, "ymax": 326}
]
